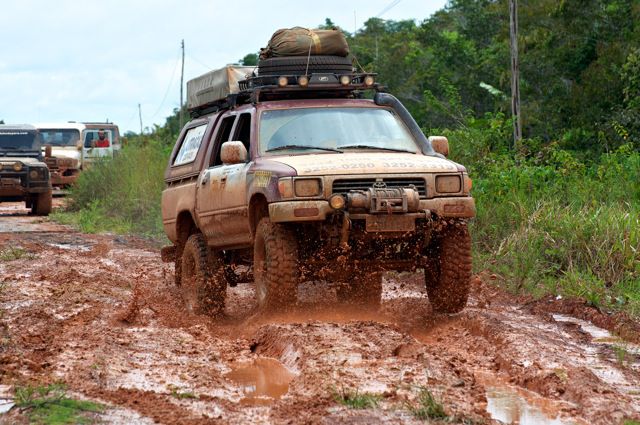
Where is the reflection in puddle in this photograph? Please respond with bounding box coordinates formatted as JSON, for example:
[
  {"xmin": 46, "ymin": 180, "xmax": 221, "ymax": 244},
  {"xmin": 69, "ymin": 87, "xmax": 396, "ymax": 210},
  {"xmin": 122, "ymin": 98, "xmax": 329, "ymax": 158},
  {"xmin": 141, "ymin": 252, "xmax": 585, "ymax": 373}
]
[
  {"xmin": 486, "ymin": 386, "xmax": 572, "ymax": 425},
  {"xmin": 225, "ymin": 358, "xmax": 294, "ymax": 405}
]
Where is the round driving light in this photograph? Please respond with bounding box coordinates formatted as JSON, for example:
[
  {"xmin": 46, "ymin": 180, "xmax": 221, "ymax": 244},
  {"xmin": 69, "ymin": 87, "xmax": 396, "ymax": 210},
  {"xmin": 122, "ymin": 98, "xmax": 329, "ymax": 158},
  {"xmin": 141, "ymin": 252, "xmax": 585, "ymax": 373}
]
[
  {"xmin": 298, "ymin": 76, "xmax": 309, "ymax": 87},
  {"xmin": 12, "ymin": 162, "xmax": 23, "ymax": 172},
  {"xmin": 29, "ymin": 170, "xmax": 39, "ymax": 179},
  {"xmin": 364, "ymin": 75, "xmax": 375, "ymax": 86},
  {"xmin": 339, "ymin": 75, "xmax": 351, "ymax": 86},
  {"xmin": 329, "ymin": 194, "xmax": 346, "ymax": 210},
  {"xmin": 277, "ymin": 76, "xmax": 288, "ymax": 87}
]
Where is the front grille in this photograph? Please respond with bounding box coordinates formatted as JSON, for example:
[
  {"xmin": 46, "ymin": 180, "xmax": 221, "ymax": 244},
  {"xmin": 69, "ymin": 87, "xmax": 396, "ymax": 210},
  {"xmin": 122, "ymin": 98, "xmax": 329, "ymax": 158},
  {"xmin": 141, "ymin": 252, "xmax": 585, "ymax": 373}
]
[{"xmin": 332, "ymin": 177, "xmax": 427, "ymax": 198}]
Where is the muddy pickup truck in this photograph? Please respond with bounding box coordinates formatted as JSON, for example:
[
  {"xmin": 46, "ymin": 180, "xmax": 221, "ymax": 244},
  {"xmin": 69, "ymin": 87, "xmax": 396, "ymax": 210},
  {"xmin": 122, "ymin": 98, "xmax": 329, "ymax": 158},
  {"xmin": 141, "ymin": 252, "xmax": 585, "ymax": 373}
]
[
  {"xmin": 161, "ymin": 64, "xmax": 475, "ymax": 315},
  {"xmin": 0, "ymin": 124, "xmax": 53, "ymax": 215}
]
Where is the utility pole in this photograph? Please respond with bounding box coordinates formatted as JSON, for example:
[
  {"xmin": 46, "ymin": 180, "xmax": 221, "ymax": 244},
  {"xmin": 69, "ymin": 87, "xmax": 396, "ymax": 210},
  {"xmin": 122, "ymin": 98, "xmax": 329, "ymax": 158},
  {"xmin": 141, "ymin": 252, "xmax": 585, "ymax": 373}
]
[
  {"xmin": 179, "ymin": 39, "xmax": 185, "ymax": 129},
  {"xmin": 138, "ymin": 103, "xmax": 143, "ymax": 135},
  {"xmin": 509, "ymin": 0, "xmax": 522, "ymax": 145}
]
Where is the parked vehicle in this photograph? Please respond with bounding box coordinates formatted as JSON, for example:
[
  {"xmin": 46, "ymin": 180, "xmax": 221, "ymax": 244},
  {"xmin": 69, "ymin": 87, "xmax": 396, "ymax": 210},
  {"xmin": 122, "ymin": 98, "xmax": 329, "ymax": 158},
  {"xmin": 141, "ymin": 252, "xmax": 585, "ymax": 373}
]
[
  {"xmin": 0, "ymin": 124, "xmax": 52, "ymax": 215},
  {"xmin": 36, "ymin": 122, "xmax": 85, "ymax": 188},
  {"xmin": 161, "ymin": 38, "xmax": 475, "ymax": 316}
]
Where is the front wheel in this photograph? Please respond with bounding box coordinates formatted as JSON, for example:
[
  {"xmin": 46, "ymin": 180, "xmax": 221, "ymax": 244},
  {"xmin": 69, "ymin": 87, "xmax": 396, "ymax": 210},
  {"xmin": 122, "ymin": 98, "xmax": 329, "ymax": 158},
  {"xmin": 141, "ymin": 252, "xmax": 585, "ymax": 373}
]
[
  {"xmin": 180, "ymin": 233, "xmax": 226, "ymax": 315},
  {"xmin": 32, "ymin": 190, "xmax": 53, "ymax": 216},
  {"xmin": 424, "ymin": 223, "xmax": 472, "ymax": 313},
  {"xmin": 253, "ymin": 218, "xmax": 298, "ymax": 311}
]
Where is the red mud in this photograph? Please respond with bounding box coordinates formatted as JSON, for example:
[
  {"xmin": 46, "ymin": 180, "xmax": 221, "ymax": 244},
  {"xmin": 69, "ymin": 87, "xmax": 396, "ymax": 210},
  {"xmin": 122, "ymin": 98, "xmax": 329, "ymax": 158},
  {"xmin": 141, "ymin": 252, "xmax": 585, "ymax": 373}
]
[{"xmin": 0, "ymin": 202, "xmax": 639, "ymax": 424}]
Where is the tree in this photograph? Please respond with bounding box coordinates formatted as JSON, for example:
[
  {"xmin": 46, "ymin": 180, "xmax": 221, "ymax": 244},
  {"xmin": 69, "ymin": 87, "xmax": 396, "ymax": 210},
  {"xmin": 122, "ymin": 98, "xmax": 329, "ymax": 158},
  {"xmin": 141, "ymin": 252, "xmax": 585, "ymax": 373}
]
[{"xmin": 239, "ymin": 53, "xmax": 258, "ymax": 66}]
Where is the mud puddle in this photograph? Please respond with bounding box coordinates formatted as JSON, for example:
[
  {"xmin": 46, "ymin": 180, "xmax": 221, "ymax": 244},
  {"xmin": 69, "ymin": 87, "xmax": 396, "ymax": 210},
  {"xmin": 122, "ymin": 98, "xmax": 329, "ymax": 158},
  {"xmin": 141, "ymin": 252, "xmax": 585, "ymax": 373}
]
[
  {"xmin": 486, "ymin": 386, "xmax": 572, "ymax": 425},
  {"xmin": 225, "ymin": 358, "xmax": 295, "ymax": 405}
]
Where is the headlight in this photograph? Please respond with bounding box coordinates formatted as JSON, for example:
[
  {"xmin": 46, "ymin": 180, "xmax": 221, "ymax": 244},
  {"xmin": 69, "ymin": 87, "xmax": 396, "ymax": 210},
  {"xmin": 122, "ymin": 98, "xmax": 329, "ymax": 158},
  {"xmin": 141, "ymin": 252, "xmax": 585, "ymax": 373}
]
[
  {"xmin": 29, "ymin": 169, "xmax": 39, "ymax": 179},
  {"xmin": 13, "ymin": 162, "xmax": 23, "ymax": 172},
  {"xmin": 329, "ymin": 194, "xmax": 346, "ymax": 210},
  {"xmin": 294, "ymin": 178, "xmax": 322, "ymax": 197},
  {"xmin": 435, "ymin": 175, "xmax": 462, "ymax": 193}
]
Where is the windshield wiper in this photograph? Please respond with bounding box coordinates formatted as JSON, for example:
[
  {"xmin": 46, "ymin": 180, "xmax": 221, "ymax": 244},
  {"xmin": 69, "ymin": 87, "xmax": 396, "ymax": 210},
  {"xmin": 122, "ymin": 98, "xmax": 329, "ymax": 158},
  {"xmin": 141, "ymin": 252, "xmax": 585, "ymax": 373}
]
[
  {"xmin": 266, "ymin": 144, "xmax": 343, "ymax": 153},
  {"xmin": 340, "ymin": 145, "xmax": 416, "ymax": 154}
]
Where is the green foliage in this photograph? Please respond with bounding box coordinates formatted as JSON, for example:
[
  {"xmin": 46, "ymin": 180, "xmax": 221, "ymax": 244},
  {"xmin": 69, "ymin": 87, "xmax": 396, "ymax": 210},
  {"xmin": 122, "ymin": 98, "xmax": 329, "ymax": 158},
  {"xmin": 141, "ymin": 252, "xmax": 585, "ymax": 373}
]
[
  {"xmin": 332, "ymin": 386, "xmax": 381, "ymax": 409},
  {"xmin": 405, "ymin": 387, "xmax": 448, "ymax": 421},
  {"xmin": 239, "ymin": 53, "xmax": 258, "ymax": 66},
  {"xmin": 15, "ymin": 383, "xmax": 103, "ymax": 425}
]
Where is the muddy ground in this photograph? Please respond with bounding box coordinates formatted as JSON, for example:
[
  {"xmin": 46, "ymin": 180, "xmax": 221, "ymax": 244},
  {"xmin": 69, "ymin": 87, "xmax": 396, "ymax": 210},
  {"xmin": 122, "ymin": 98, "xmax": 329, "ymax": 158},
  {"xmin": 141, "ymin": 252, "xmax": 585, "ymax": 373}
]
[{"xmin": 0, "ymin": 201, "xmax": 639, "ymax": 425}]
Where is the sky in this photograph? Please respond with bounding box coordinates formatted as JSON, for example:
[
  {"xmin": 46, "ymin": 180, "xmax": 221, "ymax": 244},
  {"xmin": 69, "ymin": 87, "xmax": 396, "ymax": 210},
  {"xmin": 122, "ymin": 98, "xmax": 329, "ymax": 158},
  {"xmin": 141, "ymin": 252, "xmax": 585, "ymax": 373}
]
[{"xmin": 0, "ymin": 0, "xmax": 447, "ymax": 134}]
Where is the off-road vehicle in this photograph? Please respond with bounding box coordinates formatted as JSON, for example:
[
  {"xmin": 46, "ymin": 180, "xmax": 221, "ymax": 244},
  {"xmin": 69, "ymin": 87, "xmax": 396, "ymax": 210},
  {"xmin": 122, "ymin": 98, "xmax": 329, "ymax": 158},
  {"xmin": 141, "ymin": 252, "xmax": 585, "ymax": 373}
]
[
  {"xmin": 36, "ymin": 122, "xmax": 85, "ymax": 188},
  {"xmin": 161, "ymin": 60, "xmax": 475, "ymax": 315},
  {"xmin": 0, "ymin": 125, "xmax": 53, "ymax": 215}
]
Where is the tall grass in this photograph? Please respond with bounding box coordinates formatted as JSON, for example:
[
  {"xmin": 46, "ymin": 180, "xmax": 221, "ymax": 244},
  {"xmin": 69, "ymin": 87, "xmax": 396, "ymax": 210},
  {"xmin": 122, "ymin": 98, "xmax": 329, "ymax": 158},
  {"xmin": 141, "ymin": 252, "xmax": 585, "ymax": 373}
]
[
  {"xmin": 446, "ymin": 123, "xmax": 640, "ymax": 315},
  {"xmin": 56, "ymin": 141, "xmax": 170, "ymax": 238}
]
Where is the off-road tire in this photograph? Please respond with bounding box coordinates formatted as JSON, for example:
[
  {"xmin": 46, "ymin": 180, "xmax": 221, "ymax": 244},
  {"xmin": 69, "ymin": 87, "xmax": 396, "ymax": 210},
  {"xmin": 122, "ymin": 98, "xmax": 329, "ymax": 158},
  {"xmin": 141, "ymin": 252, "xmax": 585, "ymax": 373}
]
[
  {"xmin": 33, "ymin": 190, "xmax": 53, "ymax": 216},
  {"xmin": 258, "ymin": 55, "xmax": 353, "ymax": 76},
  {"xmin": 180, "ymin": 233, "xmax": 226, "ymax": 315},
  {"xmin": 336, "ymin": 272, "xmax": 383, "ymax": 307},
  {"xmin": 253, "ymin": 218, "xmax": 298, "ymax": 311},
  {"xmin": 424, "ymin": 223, "xmax": 472, "ymax": 314}
]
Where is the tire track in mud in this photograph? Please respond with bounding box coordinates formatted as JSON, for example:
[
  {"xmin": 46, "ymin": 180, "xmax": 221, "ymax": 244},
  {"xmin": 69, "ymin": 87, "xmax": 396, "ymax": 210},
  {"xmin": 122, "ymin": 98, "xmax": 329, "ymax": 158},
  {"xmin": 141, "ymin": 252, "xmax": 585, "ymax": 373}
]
[{"xmin": 0, "ymin": 206, "xmax": 639, "ymax": 424}]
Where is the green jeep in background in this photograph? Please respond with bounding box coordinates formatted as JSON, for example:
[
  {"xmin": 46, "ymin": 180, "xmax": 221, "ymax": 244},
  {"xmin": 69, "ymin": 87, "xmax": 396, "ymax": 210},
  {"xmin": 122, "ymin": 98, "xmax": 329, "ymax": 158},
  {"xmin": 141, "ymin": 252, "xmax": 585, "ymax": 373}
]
[{"xmin": 0, "ymin": 125, "xmax": 53, "ymax": 215}]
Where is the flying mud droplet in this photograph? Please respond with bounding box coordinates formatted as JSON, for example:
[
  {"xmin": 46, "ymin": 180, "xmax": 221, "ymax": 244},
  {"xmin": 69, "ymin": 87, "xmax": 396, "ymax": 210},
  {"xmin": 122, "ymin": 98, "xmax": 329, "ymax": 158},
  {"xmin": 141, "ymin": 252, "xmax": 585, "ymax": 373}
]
[{"xmin": 225, "ymin": 357, "xmax": 295, "ymax": 405}]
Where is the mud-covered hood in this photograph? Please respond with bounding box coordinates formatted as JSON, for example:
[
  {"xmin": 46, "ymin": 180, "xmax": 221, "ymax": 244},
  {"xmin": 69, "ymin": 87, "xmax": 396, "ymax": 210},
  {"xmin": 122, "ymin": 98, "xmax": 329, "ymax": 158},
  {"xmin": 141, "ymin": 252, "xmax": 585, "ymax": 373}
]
[
  {"xmin": 0, "ymin": 157, "xmax": 44, "ymax": 166},
  {"xmin": 269, "ymin": 152, "xmax": 462, "ymax": 176},
  {"xmin": 50, "ymin": 147, "xmax": 81, "ymax": 160}
]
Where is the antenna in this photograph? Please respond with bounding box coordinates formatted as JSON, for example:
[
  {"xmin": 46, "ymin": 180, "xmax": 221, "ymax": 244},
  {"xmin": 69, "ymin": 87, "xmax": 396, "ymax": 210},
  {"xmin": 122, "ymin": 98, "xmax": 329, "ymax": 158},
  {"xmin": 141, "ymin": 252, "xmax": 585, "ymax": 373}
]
[{"xmin": 180, "ymin": 39, "xmax": 185, "ymax": 129}]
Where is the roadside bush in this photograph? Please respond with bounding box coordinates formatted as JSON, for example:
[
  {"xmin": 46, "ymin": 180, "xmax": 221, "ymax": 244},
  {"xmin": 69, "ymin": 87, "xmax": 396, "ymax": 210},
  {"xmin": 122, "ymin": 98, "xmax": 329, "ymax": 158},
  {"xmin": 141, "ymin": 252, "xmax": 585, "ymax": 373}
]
[{"xmin": 59, "ymin": 140, "xmax": 170, "ymax": 237}]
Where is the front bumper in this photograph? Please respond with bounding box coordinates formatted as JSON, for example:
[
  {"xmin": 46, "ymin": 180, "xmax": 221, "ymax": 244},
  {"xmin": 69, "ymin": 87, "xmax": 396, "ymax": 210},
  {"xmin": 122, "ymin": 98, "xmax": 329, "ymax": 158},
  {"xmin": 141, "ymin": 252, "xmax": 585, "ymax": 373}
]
[
  {"xmin": 50, "ymin": 170, "xmax": 80, "ymax": 186},
  {"xmin": 268, "ymin": 196, "xmax": 476, "ymax": 223}
]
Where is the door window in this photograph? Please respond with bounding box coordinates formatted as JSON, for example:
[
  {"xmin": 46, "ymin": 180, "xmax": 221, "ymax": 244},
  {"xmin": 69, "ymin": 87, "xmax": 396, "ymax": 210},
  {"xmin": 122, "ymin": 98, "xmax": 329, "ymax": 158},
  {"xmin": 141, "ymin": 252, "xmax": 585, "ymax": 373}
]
[{"xmin": 210, "ymin": 116, "xmax": 236, "ymax": 166}]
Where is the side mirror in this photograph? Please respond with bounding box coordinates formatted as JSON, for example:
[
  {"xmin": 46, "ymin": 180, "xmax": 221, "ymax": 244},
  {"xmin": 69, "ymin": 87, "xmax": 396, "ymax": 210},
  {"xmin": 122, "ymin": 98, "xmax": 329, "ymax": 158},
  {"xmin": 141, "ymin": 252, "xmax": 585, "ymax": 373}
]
[
  {"xmin": 44, "ymin": 144, "xmax": 52, "ymax": 158},
  {"xmin": 429, "ymin": 136, "xmax": 449, "ymax": 157},
  {"xmin": 91, "ymin": 140, "xmax": 96, "ymax": 149},
  {"xmin": 76, "ymin": 140, "xmax": 83, "ymax": 150},
  {"xmin": 221, "ymin": 141, "xmax": 248, "ymax": 165}
]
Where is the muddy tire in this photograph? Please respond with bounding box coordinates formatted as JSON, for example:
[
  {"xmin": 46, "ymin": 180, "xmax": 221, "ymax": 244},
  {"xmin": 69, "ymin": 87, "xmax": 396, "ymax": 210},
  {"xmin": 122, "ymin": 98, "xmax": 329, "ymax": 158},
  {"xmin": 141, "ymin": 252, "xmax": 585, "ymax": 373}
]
[
  {"xmin": 32, "ymin": 190, "xmax": 53, "ymax": 216},
  {"xmin": 174, "ymin": 243, "xmax": 184, "ymax": 286},
  {"xmin": 180, "ymin": 233, "xmax": 226, "ymax": 315},
  {"xmin": 336, "ymin": 272, "xmax": 383, "ymax": 307},
  {"xmin": 253, "ymin": 218, "xmax": 298, "ymax": 311},
  {"xmin": 425, "ymin": 223, "xmax": 472, "ymax": 314}
]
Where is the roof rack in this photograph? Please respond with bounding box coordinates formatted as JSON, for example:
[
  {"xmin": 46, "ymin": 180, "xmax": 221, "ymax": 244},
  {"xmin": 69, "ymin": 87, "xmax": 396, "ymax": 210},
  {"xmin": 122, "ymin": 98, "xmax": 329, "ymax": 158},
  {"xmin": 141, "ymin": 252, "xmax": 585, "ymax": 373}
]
[{"xmin": 189, "ymin": 72, "xmax": 382, "ymax": 118}]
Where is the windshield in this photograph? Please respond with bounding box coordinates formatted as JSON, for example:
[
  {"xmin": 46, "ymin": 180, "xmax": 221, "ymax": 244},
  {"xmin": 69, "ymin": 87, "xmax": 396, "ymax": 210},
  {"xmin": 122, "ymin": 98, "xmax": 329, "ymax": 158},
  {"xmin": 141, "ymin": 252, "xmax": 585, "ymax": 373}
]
[
  {"xmin": 0, "ymin": 130, "xmax": 39, "ymax": 150},
  {"xmin": 40, "ymin": 129, "xmax": 80, "ymax": 147},
  {"xmin": 259, "ymin": 107, "xmax": 419, "ymax": 155}
]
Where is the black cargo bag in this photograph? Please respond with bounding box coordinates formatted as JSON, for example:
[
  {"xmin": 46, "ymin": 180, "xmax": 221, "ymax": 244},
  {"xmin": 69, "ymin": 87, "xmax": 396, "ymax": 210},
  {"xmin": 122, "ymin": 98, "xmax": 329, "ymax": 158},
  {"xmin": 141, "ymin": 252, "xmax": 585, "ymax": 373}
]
[{"xmin": 260, "ymin": 27, "xmax": 349, "ymax": 59}]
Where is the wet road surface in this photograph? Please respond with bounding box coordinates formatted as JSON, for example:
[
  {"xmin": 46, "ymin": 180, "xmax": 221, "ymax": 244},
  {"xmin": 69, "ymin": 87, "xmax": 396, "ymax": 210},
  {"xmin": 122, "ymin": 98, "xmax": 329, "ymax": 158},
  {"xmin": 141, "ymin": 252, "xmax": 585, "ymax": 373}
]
[{"xmin": 0, "ymin": 202, "xmax": 639, "ymax": 424}]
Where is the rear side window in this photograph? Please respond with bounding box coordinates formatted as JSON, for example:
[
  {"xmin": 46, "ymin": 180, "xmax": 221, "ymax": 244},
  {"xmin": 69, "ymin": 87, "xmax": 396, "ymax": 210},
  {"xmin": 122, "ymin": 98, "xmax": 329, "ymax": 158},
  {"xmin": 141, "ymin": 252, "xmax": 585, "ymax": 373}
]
[{"xmin": 173, "ymin": 124, "xmax": 207, "ymax": 166}]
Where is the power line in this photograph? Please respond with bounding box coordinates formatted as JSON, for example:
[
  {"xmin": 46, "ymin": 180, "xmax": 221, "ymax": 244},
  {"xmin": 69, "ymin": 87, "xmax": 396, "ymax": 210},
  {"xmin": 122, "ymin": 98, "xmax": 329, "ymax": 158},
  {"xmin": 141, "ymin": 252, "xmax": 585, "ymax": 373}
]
[
  {"xmin": 149, "ymin": 48, "xmax": 182, "ymax": 119},
  {"xmin": 375, "ymin": 0, "xmax": 403, "ymax": 18}
]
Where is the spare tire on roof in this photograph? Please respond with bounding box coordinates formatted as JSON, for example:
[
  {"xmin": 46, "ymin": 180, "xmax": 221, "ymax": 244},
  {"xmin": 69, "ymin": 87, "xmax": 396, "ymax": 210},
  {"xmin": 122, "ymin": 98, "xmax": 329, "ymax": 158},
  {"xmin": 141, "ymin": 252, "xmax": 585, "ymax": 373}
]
[{"xmin": 258, "ymin": 55, "xmax": 353, "ymax": 76}]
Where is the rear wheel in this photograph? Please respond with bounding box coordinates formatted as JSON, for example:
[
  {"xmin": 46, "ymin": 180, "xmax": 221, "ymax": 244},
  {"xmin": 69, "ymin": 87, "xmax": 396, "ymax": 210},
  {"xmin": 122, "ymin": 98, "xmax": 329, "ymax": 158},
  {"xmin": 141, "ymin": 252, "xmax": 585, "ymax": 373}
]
[
  {"xmin": 424, "ymin": 223, "xmax": 472, "ymax": 313},
  {"xmin": 180, "ymin": 234, "xmax": 226, "ymax": 315},
  {"xmin": 253, "ymin": 218, "xmax": 298, "ymax": 311}
]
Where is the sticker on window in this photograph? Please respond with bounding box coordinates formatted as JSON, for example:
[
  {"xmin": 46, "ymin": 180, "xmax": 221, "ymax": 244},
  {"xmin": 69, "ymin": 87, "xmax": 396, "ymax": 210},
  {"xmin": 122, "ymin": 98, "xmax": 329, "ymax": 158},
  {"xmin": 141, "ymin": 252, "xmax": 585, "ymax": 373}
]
[{"xmin": 173, "ymin": 125, "xmax": 207, "ymax": 166}]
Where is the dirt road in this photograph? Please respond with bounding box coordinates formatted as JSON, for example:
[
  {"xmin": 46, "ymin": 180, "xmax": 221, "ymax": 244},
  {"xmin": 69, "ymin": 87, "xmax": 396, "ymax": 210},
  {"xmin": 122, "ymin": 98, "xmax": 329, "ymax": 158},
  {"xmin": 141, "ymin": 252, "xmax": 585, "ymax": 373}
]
[{"xmin": 1, "ymin": 202, "xmax": 639, "ymax": 424}]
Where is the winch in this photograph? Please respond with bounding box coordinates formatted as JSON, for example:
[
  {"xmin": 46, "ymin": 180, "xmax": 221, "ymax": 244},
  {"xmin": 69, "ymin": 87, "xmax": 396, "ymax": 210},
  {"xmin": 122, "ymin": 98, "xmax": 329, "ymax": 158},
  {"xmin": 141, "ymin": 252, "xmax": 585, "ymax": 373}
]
[{"xmin": 346, "ymin": 186, "xmax": 420, "ymax": 214}]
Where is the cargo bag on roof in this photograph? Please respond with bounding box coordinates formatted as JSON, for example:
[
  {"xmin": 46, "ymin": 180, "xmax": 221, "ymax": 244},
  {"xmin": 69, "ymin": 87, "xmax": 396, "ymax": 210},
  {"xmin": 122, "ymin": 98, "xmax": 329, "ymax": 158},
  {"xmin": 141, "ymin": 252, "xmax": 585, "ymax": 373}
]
[
  {"xmin": 186, "ymin": 66, "xmax": 254, "ymax": 110},
  {"xmin": 260, "ymin": 27, "xmax": 349, "ymax": 59}
]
